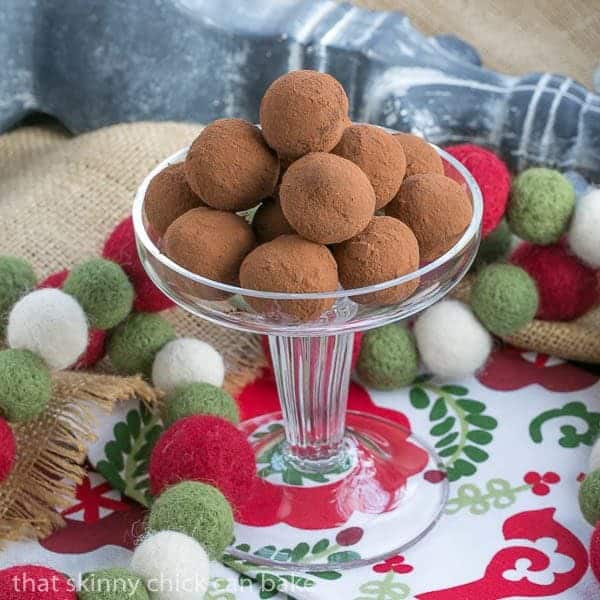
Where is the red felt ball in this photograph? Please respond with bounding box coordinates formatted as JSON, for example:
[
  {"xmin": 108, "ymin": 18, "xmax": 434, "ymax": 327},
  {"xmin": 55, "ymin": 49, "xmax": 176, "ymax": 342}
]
[
  {"xmin": 0, "ymin": 565, "xmax": 76, "ymax": 599},
  {"xmin": 0, "ymin": 418, "xmax": 16, "ymax": 483},
  {"xmin": 149, "ymin": 414, "xmax": 256, "ymax": 509},
  {"xmin": 37, "ymin": 269, "xmax": 108, "ymax": 368},
  {"xmin": 591, "ymin": 522, "xmax": 600, "ymax": 583},
  {"xmin": 445, "ymin": 144, "xmax": 510, "ymax": 238},
  {"xmin": 511, "ymin": 241, "xmax": 599, "ymax": 321},
  {"xmin": 103, "ymin": 216, "xmax": 175, "ymax": 312},
  {"xmin": 261, "ymin": 332, "xmax": 364, "ymax": 371}
]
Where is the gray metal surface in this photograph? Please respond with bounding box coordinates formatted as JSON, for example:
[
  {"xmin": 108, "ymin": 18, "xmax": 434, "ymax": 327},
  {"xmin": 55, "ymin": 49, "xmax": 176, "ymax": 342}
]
[{"xmin": 2, "ymin": 0, "xmax": 599, "ymax": 178}]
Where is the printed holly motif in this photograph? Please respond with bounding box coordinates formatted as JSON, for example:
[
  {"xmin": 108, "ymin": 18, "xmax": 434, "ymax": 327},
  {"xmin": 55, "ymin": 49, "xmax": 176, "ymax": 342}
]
[
  {"xmin": 373, "ymin": 555, "xmax": 414, "ymax": 574},
  {"xmin": 354, "ymin": 572, "xmax": 411, "ymax": 600},
  {"xmin": 529, "ymin": 401, "xmax": 600, "ymax": 448},
  {"xmin": 223, "ymin": 534, "xmax": 362, "ymax": 598},
  {"xmin": 61, "ymin": 474, "xmax": 130, "ymax": 522},
  {"xmin": 524, "ymin": 471, "xmax": 560, "ymax": 495},
  {"xmin": 410, "ymin": 377, "xmax": 497, "ymax": 481},
  {"xmin": 96, "ymin": 402, "xmax": 163, "ymax": 507}
]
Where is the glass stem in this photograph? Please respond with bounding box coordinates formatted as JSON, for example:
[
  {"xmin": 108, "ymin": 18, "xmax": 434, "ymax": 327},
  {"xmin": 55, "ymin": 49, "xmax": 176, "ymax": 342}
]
[{"xmin": 268, "ymin": 333, "xmax": 354, "ymax": 473}]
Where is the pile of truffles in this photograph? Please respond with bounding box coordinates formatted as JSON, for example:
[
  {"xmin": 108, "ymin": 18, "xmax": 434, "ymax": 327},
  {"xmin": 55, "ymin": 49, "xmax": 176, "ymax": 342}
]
[{"xmin": 145, "ymin": 70, "xmax": 473, "ymax": 321}]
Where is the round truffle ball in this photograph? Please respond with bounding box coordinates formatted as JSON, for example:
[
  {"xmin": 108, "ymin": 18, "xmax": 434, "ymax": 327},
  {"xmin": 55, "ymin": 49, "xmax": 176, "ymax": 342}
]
[
  {"xmin": 445, "ymin": 144, "xmax": 511, "ymax": 237},
  {"xmin": 471, "ymin": 264, "xmax": 539, "ymax": 336},
  {"xmin": 79, "ymin": 568, "xmax": 149, "ymax": 600},
  {"xmin": 185, "ymin": 119, "xmax": 279, "ymax": 212},
  {"xmin": 7, "ymin": 288, "xmax": 88, "ymax": 370},
  {"xmin": 147, "ymin": 480, "xmax": 234, "ymax": 560},
  {"xmin": 568, "ymin": 188, "xmax": 600, "ymax": 268},
  {"xmin": 239, "ymin": 234, "xmax": 339, "ymax": 321},
  {"xmin": 0, "ymin": 349, "xmax": 51, "ymax": 422},
  {"xmin": 0, "ymin": 565, "xmax": 75, "ymax": 599},
  {"xmin": 0, "ymin": 256, "xmax": 36, "ymax": 336},
  {"xmin": 252, "ymin": 198, "xmax": 295, "ymax": 243},
  {"xmin": 334, "ymin": 216, "xmax": 419, "ymax": 305},
  {"xmin": 510, "ymin": 241, "xmax": 599, "ymax": 321},
  {"xmin": 0, "ymin": 417, "xmax": 16, "ymax": 482},
  {"xmin": 151, "ymin": 338, "xmax": 225, "ymax": 394},
  {"xmin": 386, "ymin": 173, "xmax": 473, "ymax": 262},
  {"xmin": 131, "ymin": 530, "xmax": 210, "ymax": 600},
  {"xmin": 591, "ymin": 522, "xmax": 600, "ymax": 583},
  {"xmin": 590, "ymin": 437, "xmax": 600, "ymax": 472},
  {"xmin": 260, "ymin": 70, "xmax": 349, "ymax": 159},
  {"xmin": 280, "ymin": 152, "xmax": 376, "ymax": 244},
  {"xmin": 149, "ymin": 414, "xmax": 255, "ymax": 508},
  {"xmin": 507, "ymin": 168, "xmax": 575, "ymax": 244},
  {"xmin": 63, "ymin": 258, "xmax": 134, "ymax": 330},
  {"xmin": 393, "ymin": 132, "xmax": 444, "ymax": 178},
  {"xmin": 579, "ymin": 469, "xmax": 600, "ymax": 526},
  {"xmin": 414, "ymin": 299, "xmax": 493, "ymax": 378},
  {"xmin": 333, "ymin": 124, "xmax": 406, "ymax": 209},
  {"xmin": 108, "ymin": 313, "xmax": 176, "ymax": 376},
  {"xmin": 357, "ymin": 324, "xmax": 418, "ymax": 389},
  {"xmin": 145, "ymin": 163, "xmax": 203, "ymax": 236},
  {"xmin": 165, "ymin": 382, "xmax": 239, "ymax": 426},
  {"xmin": 475, "ymin": 219, "xmax": 512, "ymax": 267},
  {"xmin": 163, "ymin": 207, "xmax": 256, "ymax": 301}
]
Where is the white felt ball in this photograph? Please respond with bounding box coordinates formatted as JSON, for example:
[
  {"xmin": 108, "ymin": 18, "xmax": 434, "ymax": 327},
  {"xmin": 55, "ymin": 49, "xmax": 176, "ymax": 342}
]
[
  {"xmin": 414, "ymin": 299, "xmax": 493, "ymax": 379},
  {"xmin": 151, "ymin": 337, "xmax": 225, "ymax": 394},
  {"xmin": 590, "ymin": 437, "xmax": 600, "ymax": 472},
  {"xmin": 130, "ymin": 530, "xmax": 210, "ymax": 600},
  {"xmin": 7, "ymin": 288, "xmax": 88, "ymax": 370},
  {"xmin": 568, "ymin": 189, "xmax": 600, "ymax": 268}
]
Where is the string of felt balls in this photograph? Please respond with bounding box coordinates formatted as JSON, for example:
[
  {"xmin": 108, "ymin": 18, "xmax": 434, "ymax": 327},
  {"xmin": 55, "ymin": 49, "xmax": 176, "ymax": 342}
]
[{"xmin": 0, "ymin": 217, "xmax": 259, "ymax": 599}]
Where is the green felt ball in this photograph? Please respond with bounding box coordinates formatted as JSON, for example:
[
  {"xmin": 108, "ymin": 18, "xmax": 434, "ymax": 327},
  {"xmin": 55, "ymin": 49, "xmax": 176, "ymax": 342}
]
[
  {"xmin": 0, "ymin": 349, "xmax": 52, "ymax": 422},
  {"xmin": 579, "ymin": 469, "xmax": 600, "ymax": 526},
  {"xmin": 507, "ymin": 168, "xmax": 574, "ymax": 244},
  {"xmin": 63, "ymin": 258, "xmax": 134, "ymax": 330},
  {"xmin": 471, "ymin": 264, "xmax": 539, "ymax": 336},
  {"xmin": 0, "ymin": 256, "xmax": 36, "ymax": 336},
  {"xmin": 79, "ymin": 568, "xmax": 149, "ymax": 600},
  {"xmin": 357, "ymin": 324, "xmax": 418, "ymax": 390},
  {"xmin": 148, "ymin": 481, "xmax": 234, "ymax": 560},
  {"xmin": 165, "ymin": 382, "xmax": 239, "ymax": 427},
  {"xmin": 475, "ymin": 219, "xmax": 512, "ymax": 267},
  {"xmin": 108, "ymin": 312, "xmax": 176, "ymax": 376}
]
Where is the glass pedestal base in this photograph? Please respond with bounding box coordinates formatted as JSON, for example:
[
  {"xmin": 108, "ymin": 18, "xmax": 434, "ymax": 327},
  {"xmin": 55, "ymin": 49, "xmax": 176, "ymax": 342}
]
[{"xmin": 229, "ymin": 411, "xmax": 449, "ymax": 571}]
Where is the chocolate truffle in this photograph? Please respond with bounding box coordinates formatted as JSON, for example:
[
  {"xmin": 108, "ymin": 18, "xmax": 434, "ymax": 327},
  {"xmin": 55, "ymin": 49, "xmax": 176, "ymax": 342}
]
[
  {"xmin": 145, "ymin": 163, "xmax": 204, "ymax": 236},
  {"xmin": 394, "ymin": 132, "xmax": 444, "ymax": 178},
  {"xmin": 252, "ymin": 198, "xmax": 295, "ymax": 244},
  {"xmin": 184, "ymin": 119, "xmax": 279, "ymax": 212},
  {"xmin": 280, "ymin": 153, "xmax": 376, "ymax": 244},
  {"xmin": 386, "ymin": 173, "xmax": 473, "ymax": 262},
  {"xmin": 260, "ymin": 70, "xmax": 349, "ymax": 159},
  {"xmin": 334, "ymin": 216, "xmax": 419, "ymax": 305},
  {"xmin": 239, "ymin": 235, "xmax": 338, "ymax": 321},
  {"xmin": 333, "ymin": 125, "xmax": 406, "ymax": 210},
  {"xmin": 163, "ymin": 207, "xmax": 255, "ymax": 300}
]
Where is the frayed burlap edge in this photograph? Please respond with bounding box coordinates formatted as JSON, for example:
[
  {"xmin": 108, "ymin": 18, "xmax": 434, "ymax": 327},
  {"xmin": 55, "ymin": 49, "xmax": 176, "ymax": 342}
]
[
  {"xmin": 0, "ymin": 372, "xmax": 158, "ymax": 544},
  {"xmin": 452, "ymin": 277, "xmax": 600, "ymax": 364}
]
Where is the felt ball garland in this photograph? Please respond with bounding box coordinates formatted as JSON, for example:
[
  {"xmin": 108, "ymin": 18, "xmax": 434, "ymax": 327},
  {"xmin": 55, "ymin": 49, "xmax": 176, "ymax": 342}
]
[
  {"xmin": 0, "ymin": 417, "xmax": 16, "ymax": 483},
  {"xmin": 79, "ymin": 568, "xmax": 149, "ymax": 600},
  {"xmin": 591, "ymin": 522, "xmax": 600, "ymax": 583},
  {"xmin": 0, "ymin": 256, "xmax": 36, "ymax": 336},
  {"xmin": 0, "ymin": 565, "xmax": 76, "ymax": 599},
  {"xmin": 568, "ymin": 189, "xmax": 600, "ymax": 268},
  {"xmin": 579, "ymin": 469, "xmax": 600, "ymax": 526}
]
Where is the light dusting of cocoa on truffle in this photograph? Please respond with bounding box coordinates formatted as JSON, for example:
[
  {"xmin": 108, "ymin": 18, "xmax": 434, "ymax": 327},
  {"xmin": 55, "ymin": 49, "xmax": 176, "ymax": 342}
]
[
  {"xmin": 163, "ymin": 207, "xmax": 256, "ymax": 300},
  {"xmin": 334, "ymin": 216, "xmax": 419, "ymax": 305},
  {"xmin": 184, "ymin": 118, "xmax": 279, "ymax": 212},
  {"xmin": 394, "ymin": 132, "xmax": 444, "ymax": 178},
  {"xmin": 239, "ymin": 235, "xmax": 338, "ymax": 321},
  {"xmin": 386, "ymin": 173, "xmax": 473, "ymax": 262},
  {"xmin": 333, "ymin": 125, "xmax": 406, "ymax": 210},
  {"xmin": 279, "ymin": 152, "xmax": 376, "ymax": 244},
  {"xmin": 252, "ymin": 198, "xmax": 295, "ymax": 244}
]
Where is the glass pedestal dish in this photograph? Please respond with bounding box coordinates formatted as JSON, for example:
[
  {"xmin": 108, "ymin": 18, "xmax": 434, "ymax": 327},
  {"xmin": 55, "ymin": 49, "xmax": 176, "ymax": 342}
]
[{"xmin": 133, "ymin": 139, "xmax": 482, "ymax": 571}]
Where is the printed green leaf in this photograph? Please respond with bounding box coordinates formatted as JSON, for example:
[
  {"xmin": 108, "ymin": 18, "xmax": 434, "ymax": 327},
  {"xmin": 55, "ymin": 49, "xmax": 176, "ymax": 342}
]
[
  {"xmin": 291, "ymin": 542, "xmax": 310, "ymax": 562},
  {"xmin": 282, "ymin": 467, "xmax": 303, "ymax": 486},
  {"xmin": 435, "ymin": 432, "xmax": 459, "ymax": 448},
  {"xmin": 441, "ymin": 385, "xmax": 468, "ymax": 395},
  {"xmin": 327, "ymin": 550, "xmax": 361, "ymax": 563},
  {"xmin": 96, "ymin": 460, "xmax": 125, "ymax": 490},
  {"xmin": 308, "ymin": 571, "xmax": 342, "ymax": 580},
  {"xmin": 466, "ymin": 430, "xmax": 493, "ymax": 445},
  {"xmin": 280, "ymin": 574, "xmax": 315, "ymax": 587},
  {"xmin": 463, "ymin": 445, "xmax": 489, "ymax": 463},
  {"xmin": 254, "ymin": 545, "xmax": 277, "ymax": 559},
  {"xmin": 530, "ymin": 401, "xmax": 599, "ymax": 447},
  {"xmin": 430, "ymin": 416, "xmax": 456, "ymax": 436},
  {"xmin": 466, "ymin": 414, "xmax": 497, "ymax": 430},
  {"xmin": 273, "ymin": 548, "xmax": 292, "ymax": 562},
  {"xmin": 410, "ymin": 387, "xmax": 430, "ymax": 409},
  {"xmin": 113, "ymin": 422, "xmax": 132, "ymax": 453},
  {"xmin": 235, "ymin": 543, "xmax": 251, "ymax": 552},
  {"xmin": 312, "ymin": 539, "xmax": 329, "ymax": 554},
  {"xmin": 456, "ymin": 399, "xmax": 485, "ymax": 414},
  {"xmin": 438, "ymin": 445, "xmax": 459, "ymax": 458},
  {"xmin": 453, "ymin": 459, "xmax": 477, "ymax": 476},
  {"xmin": 430, "ymin": 397, "xmax": 447, "ymax": 420}
]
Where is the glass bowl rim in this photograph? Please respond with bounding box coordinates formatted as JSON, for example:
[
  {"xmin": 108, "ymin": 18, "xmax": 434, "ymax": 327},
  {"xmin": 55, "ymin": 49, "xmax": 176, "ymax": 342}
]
[{"xmin": 132, "ymin": 129, "xmax": 483, "ymax": 301}]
